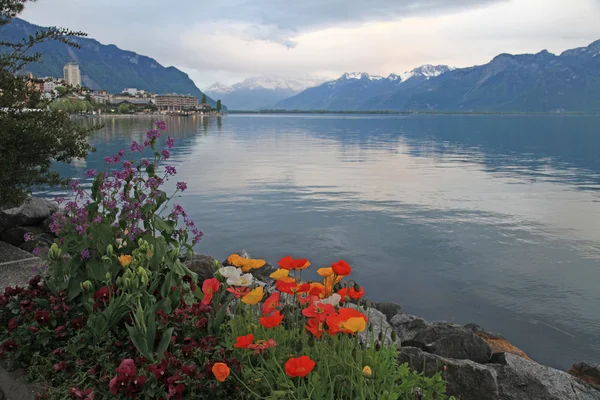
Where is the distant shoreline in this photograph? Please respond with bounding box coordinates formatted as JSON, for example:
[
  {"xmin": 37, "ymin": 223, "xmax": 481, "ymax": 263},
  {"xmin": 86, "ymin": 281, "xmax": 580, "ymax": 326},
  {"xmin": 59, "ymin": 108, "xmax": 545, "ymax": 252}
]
[{"xmin": 226, "ymin": 110, "xmax": 600, "ymax": 116}]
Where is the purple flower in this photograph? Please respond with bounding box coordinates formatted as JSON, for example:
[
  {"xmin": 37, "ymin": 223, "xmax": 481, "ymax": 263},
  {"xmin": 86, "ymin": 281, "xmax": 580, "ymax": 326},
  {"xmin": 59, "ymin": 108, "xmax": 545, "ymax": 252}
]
[
  {"xmin": 70, "ymin": 180, "xmax": 80, "ymax": 190},
  {"xmin": 165, "ymin": 165, "xmax": 176, "ymax": 175},
  {"xmin": 103, "ymin": 156, "xmax": 115, "ymax": 165},
  {"xmin": 141, "ymin": 159, "xmax": 150, "ymax": 167},
  {"xmin": 122, "ymin": 160, "xmax": 133, "ymax": 169},
  {"xmin": 155, "ymin": 120, "xmax": 166, "ymax": 131},
  {"xmin": 165, "ymin": 137, "xmax": 175, "ymax": 149},
  {"xmin": 160, "ymin": 149, "xmax": 171, "ymax": 160},
  {"xmin": 146, "ymin": 129, "xmax": 161, "ymax": 140},
  {"xmin": 23, "ymin": 232, "xmax": 34, "ymax": 242},
  {"xmin": 176, "ymin": 182, "xmax": 187, "ymax": 192},
  {"xmin": 32, "ymin": 247, "xmax": 42, "ymax": 256},
  {"xmin": 80, "ymin": 249, "xmax": 91, "ymax": 261},
  {"xmin": 86, "ymin": 169, "xmax": 97, "ymax": 178},
  {"xmin": 130, "ymin": 141, "xmax": 143, "ymax": 152},
  {"xmin": 143, "ymin": 140, "xmax": 151, "ymax": 147},
  {"xmin": 172, "ymin": 204, "xmax": 187, "ymax": 217},
  {"xmin": 93, "ymin": 215, "xmax": 103, "ymax": 223},
  {"xmin": 55, "ymin": 197, "xmax": 64, "ymax": 205}
]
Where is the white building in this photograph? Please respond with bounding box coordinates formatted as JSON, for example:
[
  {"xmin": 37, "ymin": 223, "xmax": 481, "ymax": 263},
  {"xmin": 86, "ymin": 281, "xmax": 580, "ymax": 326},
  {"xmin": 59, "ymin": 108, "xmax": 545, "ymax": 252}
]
[
  {"xmin": 63, "ymin": 62, "xmax": 81, "ymax": 87},
  {"xmin": 122, "ymin": 88, "xmax": 147, "ymax": 96}
]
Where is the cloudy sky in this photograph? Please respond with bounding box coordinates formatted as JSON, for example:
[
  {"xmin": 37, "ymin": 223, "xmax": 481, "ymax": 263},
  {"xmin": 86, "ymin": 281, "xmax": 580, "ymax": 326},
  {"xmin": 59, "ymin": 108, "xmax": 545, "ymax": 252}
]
[{"xmin": 20, "ymin": 0, "xmax": 600, "ymax": 88}]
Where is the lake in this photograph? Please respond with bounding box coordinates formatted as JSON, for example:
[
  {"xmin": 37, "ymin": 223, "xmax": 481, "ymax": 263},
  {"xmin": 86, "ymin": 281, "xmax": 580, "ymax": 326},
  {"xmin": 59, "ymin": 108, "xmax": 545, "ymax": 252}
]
[{"xmin": 51, "ymin": 114, "xmax": 600, "ymax": 370}]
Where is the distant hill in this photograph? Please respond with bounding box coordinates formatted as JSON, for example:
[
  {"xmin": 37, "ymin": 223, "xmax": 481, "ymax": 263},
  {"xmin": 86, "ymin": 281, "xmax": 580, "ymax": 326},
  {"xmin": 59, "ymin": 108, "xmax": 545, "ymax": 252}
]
[
  {"xmin": 275, "ymin": 40, "xmax": 600, "ymax": 113},
  {"xmin": 0, "ymin": 18, "xmax": 220, "ymax": 106},
  {"xmin": 205, "ymin": 75, "xmax": 327, "ymax": 110},
  {"xmin": 274, "ymin": 65, "xmax": 453, "ymax": 111}
]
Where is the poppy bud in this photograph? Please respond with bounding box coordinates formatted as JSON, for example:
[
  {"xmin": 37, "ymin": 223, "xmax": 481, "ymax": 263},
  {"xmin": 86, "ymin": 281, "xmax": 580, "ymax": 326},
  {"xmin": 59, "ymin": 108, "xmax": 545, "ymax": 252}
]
[
  {"xmin": 368, "ymin": 324, "xmax": 373, "ymax": 332},
  {"xmin": 308, "ymin": 337, "xmax": 315, "ymax": 347},
  {"xmin": 378, "ymin": 331, "xmax": 384, "ymax": 342},
  {"xmin": 295, "ymin": 341, "xmax": 303, "ymax": 353},
  {"xmin": 375, "ymin": 341, "xmax": 381, "ymax": 351},
  {"xmin": 213, "ymin": 259, "xmax": 221, "ymax": 270},
  {"xmin": 391, "ymin": 330, "xmax": 398, "ymax": 342},
  {"xmin": 353, "ymin": 283, "xmax": 361, "ymax": 292}
]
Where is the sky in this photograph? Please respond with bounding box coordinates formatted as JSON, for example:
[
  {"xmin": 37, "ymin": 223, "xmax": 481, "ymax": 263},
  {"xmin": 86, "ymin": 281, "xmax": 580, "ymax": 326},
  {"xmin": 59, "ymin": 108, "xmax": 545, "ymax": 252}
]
[{"xmin": 20, "ymin": 0, "xmax": 600, "ymax": 89}]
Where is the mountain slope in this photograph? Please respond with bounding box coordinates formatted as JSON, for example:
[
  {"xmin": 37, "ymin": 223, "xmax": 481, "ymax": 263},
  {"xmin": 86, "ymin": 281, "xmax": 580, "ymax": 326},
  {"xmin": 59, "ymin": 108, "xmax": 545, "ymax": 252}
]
[
  {"xmin": 205, "ymin": 75, "xmax": 327, "ymax": 110},
  {"xmin": 0, "ymin": 18, "xmax": 218, "ymax": 106},
  {"xmin": 404, "ymin": 41, "xmax": 600, "ymax": 112},
  {"xmin": 275, "ymin": 66, "xmax": 453, "ymax": 111}
]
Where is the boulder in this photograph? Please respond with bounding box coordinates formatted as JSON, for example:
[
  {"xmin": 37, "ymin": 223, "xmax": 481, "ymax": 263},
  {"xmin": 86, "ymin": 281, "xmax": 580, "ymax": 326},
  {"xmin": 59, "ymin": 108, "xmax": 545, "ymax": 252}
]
[
  {"xmin": 466, "ymin": 323, "xmax": 530, "ymax": 360},
  {"xmin": 569, "ymin": 363, "xmax": 600, "ymax": 390},
  {"xmin": 347, "ymin": 304, "xmax": 397, "ymax": 347},
  {"xmin": 1, "ymin": 226, "xmax": 45, "ymax": 247},
  {"xmin": 19, "ymin": 233, "xmax": 55, "ymax": 254},
  {"xmin": 0, "ymin": 198, "xmax": 58, "ymax": 233},
  {"xmin": 491, "ymin": 352, "xmax": 600, "ymax": 400},
  {"xmin": 390, "ymin": 313, "xmax": 492, "ymax": 364},
  {"xmin": 184, "ymin": 254, "xmax": 221, "ymax": 283},
  {"xmin": 373, "ymin": 301, "xmax": 402, "ymax": 321},
  {"xmin": 398, "ymin": 346, "xmax": 500, "ymax": 400}
]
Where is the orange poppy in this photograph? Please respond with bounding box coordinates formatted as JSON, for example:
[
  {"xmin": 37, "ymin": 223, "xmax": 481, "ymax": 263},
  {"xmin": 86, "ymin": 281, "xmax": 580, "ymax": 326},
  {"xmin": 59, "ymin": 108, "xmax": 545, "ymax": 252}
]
[
  {"xmin": 262, "ymin": 292, "xmax": 281, "ymax": 316},
  {"xmin": 118, "ymin": 255, "xmax": 133, "ymax": 268},
  {"xmin": 227, "ymin": 286, "xmax": 251, "ymax": 298},
  {"xmin": 284, "ymin": 356, "xmax": 316, "ymax": 378},
  {"xmin": 228, "ymin": 254, "xmax": 266, "ymax": 272},
  {"xmin": 316, "ymin": 267, "xmax": 334, "ymax": 277},
  {"xmin": 234, "ymin": 333, "xmax": 254, "ymax": 348},
  {"xmin": 323, "ymin": 274, "xmax": 344, "ymax": 296},
  {"xmin": 201, "ymin": 278, "xmax": 220, "ymax": 305},
  {"xmin": 331, "ymin": 260, "xmax": 352, "ymax": 276},
  {"xmin": 259, "ymin": 310, "xmax": 284, "ymax": 328},
  {"xmin": 305, "ymin": 318, "xmax": 324, "ymax": 339},
  {"xmin": 308, "ymin": 282, "xmax": 325, "ymax": 299},
  {"xmin": 212, "ymin": 362, "xmax": 230, "ymax": 382},
  {"xmin": 278, "ymin": 256, "xmax": 310, "ymax": 270}
]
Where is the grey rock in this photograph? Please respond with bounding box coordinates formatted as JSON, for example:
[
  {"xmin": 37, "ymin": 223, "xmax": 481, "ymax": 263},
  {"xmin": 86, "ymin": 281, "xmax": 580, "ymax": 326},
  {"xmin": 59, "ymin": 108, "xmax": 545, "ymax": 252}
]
[
  {"xmin": 184, "ymin": 254, "xmax": 221, "ymax": 283},
  {"xmin": 373, "ymin": 301, "xmax": 402, "ymax": 321},
  {"xmin": 391, "ymin": 312, "xmax": 492, "ymax": 363},
  {"xmin": 569, "ymin": 362, "xmax": 600, "ymax": 390},
  {"xmin": 0, "ymin": 198, "xmax": 58, "ymax": 233},
  {"xmin": 1, "ymin": 226, "xmax": 45, "ymax": 247},
  {"xmin": 398, "ymin": 346, "xmax": 500, "ymax": 400},
  {"xmin": 491, "ymin": 352, "xmax": 600, "ymax": 400},
  {"xmin": 348, "ymin": 304, "xmax": 397, "ymax": 347}
]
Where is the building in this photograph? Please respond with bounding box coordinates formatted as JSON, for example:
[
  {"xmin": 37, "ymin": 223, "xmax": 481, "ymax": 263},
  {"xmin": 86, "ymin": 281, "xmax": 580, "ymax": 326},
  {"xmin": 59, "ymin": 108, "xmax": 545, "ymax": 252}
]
[
  {"xmin": 63, "ymin": 62, "xmax": 81, "ymax": 87},
  {"xmin": 90, "ymin": 90, "xmax": 110, "ymax": 104},
  {"xmin": 155, "ymin": 94, "xmax": 198, "ymax": 112}
]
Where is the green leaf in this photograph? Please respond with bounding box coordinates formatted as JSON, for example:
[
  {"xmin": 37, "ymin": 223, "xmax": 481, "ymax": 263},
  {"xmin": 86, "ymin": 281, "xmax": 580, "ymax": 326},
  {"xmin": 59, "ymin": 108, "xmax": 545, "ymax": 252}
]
[
  {"xmin": 147, "ymin": 308, "xmax": 157, "ymax": 352},
  {"xmin": 126, "ymin": 324, "xmax": 153, "ymax": 361},
  {"xmin": 32, "ymin": 298, "xmax": 50, "ymax": 309},
  {"xmin": 87, "ymin": 260, "xmax": 107, "ymax": 281},
  {"xmin": 153, "ymin": 216, "xmax": 175, "ymax": 235},
  {"xmin": 156, "ymin": 327, "xmax": 174, "ymax": 361},
  {"xmin": 89, "ymin": 224, "xmax": 114, "ymax": 253},
  {"xmin": 67, "ymin": 274, "xmax": 84, "ymax": 300}
]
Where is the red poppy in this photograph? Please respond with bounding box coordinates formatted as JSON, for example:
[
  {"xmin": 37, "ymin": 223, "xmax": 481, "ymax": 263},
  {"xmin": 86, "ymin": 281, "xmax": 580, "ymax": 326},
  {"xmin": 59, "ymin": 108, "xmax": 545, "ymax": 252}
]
[
  {"xmin": 305, "ymin": 318, "xmax": 324, "ymax": 339},
  {"xmin": 278, "ymin": 256, "xmax": 310, "ymax": 270},
  {"xmin": 247, "ymin": 338, "xmax": 277, "ymax": 354},
  {"xmin": 259, "ymin": 311, "xmax": 284, "ymax": 328},
  {"xmin": 276, "ymin": 280, "xmax": 310, "ymax": 295},
  {"xmin": 326, "ymin": 313, "xmax": 348, "ymax": 335},
  {"xmin": 308, "ymin": 283, "xmax": 325, "ymax": 299},
  {"xmin": 234, "ymin": 334, "xmax": 254, "ymax": 349},
  {"xmin": 348, "ymin": 285, "xmax": 364, "ymax": 299},
  {"xmin": 296, "ymin": 294, "xmax": 319, "ymax": 306},
  {"xmin": 302, "ymin": 303, "xmax": 336, "ymax": 321},
  {"xmin": 201, "ymin": 278, "xmax": 220, "ymax": 305},
  {"xmin": 338, "ymin": 308, "xmax": 368, "ymax": 324},
  {"xmin": 284, "ymin": 356, "xmax": 316, "ymax": 377},
  {"xmin": 331, "ymin": 260, "xmax": 352, "ymax": 276},
  {"xmin": 337, "ymin": 288, "xmax": 350, "ymax": 303},
  {"xmin": 227, "ymin": 286, "xmax": 250, "ymax": 298},
  {"xmin": 262, "ymin": 292, "xmax": 281, "ymax": 316}
]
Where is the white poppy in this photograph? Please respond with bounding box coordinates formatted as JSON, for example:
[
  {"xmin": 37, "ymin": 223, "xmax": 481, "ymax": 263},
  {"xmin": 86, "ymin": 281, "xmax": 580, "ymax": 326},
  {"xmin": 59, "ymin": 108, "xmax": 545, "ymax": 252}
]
[
  {"xmin": 317, "ymin": 293, "xmax": 341, "ymax": 307},
  {"xmin": 227, "ymin": 273, "xmax": 254, "ymax": 287},
  {"xmin": 218, "ymin": 266, "xmax": 242, "ymax": 279}
]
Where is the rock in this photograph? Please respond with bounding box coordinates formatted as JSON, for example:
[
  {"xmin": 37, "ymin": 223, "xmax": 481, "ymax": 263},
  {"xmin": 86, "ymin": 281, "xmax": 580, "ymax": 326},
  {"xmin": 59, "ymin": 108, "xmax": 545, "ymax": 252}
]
[
  {"xmin": 2, "ymin": 226, "xmax": 45, "ymax": 247},
  {"xmin": 0, "ymin": 198, "xmax": 58, "ymax": 233},
  {"xmin": 372, "ymin": 301, "xmax": 402, "ymax": 321},
  {"xmin": 466, "ymin": 323, "xmax": 530, "ymax": 360},
  {"xmin": 184, "ymin": 254, "xmax": 221, "ymax": 283},
  {"xmin": 398, "ymin": 346, "xmax": 500, "ymax": 400},
  {"xmin": 390, "ymin": 312, "xmax": 492, "ymax": 363},
  {"xmin": 491, "ymin": 352, "xmax": 600, "ymax": 400},
  {"xmin": 569, "ymin": 363, "xmax": 600, "ymax": 390},
  {"xmin": 347, "ymin": 304, "xmax": 397, "ymax": 347}
]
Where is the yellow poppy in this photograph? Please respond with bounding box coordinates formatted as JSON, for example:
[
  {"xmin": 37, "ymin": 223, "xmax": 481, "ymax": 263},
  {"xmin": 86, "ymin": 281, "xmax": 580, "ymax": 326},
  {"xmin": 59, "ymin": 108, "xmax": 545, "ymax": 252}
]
[
  {"xmin": 270, "ymin": 269, "xmax": 289, "ymax": 280},
  {"xmin": 342, "ymin": 317, "xmax": 367, "ymax": 333},
  {"xmin": 241, "ymin": 286, "xmax": 264, "ymax": 305},
  {"xmin": 317, "ymin": 267, "xmax": 334, "ymax": 277},
  {"xmin": 362, "ymin": 366, "xmax": 372, "ymax": 378},
  {"xmin": 118, "ymin": 255, "xmax": 133, "ymax": 268},
  {"xmin": 228, "ymin": 254, "xmax": 266, "ymax": 272}
]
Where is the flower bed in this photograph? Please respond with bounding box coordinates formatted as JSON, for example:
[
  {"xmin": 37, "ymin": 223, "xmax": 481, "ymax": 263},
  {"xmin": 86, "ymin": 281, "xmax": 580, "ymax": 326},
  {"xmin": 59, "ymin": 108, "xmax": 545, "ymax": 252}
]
[{"xmin": 0, "ymin": 122, "xmax": 450, "ymax": 399}]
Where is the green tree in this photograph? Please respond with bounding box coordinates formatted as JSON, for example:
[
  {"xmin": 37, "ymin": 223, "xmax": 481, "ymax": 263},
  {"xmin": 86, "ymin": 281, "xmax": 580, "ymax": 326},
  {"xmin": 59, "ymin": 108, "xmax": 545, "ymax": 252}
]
[
  {"xmin": 216, "ymin": 99, "xmax": 222, "ymax": 111},
  {"xmin": 201, "ymin": 93, "xmax": 207, "ymax": 104},
  {"xmin": 118, "ymin": 102, "xmax": 136, "ymax": 114},
  {"xmin": 0, "ymin": 0, "xmax": 95, "ymax": 208}
]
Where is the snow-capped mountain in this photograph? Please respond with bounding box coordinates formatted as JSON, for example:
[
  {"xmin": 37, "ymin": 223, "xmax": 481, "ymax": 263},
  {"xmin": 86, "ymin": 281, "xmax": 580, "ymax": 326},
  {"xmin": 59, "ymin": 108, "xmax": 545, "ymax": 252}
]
[
  {"xmin": 275, "ymin": 65, "xmax": 454, "ymax": 110},
  {"xmin": 204, "ymin": 75, "xmax": 328, "ymax": 110}
]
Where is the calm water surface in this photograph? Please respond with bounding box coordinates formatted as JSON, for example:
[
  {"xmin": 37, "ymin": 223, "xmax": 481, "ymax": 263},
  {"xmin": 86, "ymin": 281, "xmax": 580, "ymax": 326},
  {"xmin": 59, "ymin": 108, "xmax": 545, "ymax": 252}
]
[{"xmin": 52, "ymin": 114, "xmax": 600, "ymax": 370}]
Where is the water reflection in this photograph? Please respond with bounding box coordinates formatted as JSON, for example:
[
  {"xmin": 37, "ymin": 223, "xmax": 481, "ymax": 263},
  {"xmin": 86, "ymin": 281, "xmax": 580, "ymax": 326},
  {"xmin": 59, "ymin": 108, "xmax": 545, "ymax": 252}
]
[{"xmin": 49, "ymin": 114, "xmax": 600, "ymax": 370}]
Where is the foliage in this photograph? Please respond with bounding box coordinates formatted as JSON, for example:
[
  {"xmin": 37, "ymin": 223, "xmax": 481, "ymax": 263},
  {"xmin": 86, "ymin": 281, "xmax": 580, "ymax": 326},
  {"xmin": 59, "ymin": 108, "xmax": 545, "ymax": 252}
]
[
  {"xmin": 117, "ymin": 102, "xmax": 137, "ymax": 114},
  {"xmin": 0, "ymin": 2, "xmax": 94, "ymax": 208},
  {"xmin": 48, "ymin": 97, "xmax": 95, "ymax": 113},
  {"xmin": 201, "ymin": 93, "xmax": 207, "ymax": 104},
  {"xmin": 216, "ymin": 99, "xmax": 222, "ymax": 111}
]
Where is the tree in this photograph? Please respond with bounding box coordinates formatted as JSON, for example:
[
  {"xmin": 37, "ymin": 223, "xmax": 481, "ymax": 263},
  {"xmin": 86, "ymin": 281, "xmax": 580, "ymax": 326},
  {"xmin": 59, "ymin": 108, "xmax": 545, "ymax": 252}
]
[
  {"xmin": 201, "ymin": 93, "xmax": 207, "ymax": 104},
  {"xmin": 216, "ymin": 99, "xmax": 222, "ymax": 112},
  {"xmin": 0, "ymin": 0, "xmax": 95, "ymax": 208}
]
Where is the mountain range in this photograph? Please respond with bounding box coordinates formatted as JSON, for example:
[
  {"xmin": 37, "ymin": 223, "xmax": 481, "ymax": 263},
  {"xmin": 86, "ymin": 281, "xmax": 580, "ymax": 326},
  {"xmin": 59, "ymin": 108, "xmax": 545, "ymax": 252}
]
[
  {"xmin": 0, "ymin": 18, "xmax": 219, "ymax": 106},
  {"xmin": 274, "ymin": 41, "xmax": 600, "ymax": 112},
  {"xmin": 204, "ymin": 75, "xmax": 327, "ymax": 110}
]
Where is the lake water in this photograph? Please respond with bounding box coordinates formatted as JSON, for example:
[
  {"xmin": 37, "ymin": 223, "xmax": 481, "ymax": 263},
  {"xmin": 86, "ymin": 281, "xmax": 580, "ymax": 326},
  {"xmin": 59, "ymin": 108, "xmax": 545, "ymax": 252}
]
[{"xmin": 52, "ymin": 114, "xmax": 600, "ymax": 370}]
